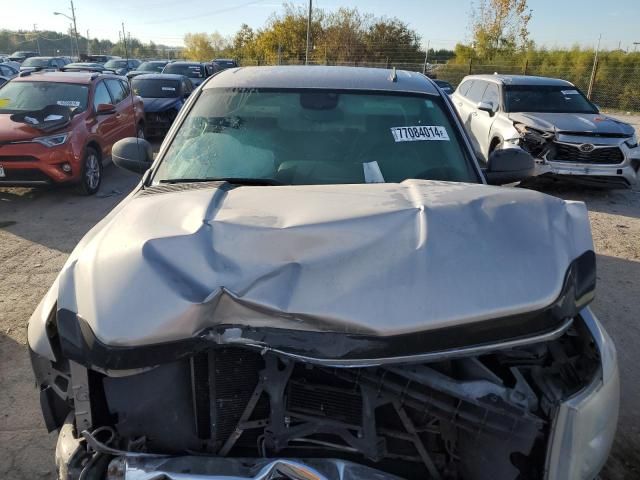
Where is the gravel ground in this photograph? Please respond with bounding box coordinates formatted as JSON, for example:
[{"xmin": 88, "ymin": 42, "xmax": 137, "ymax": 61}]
[{"xmin": 0, "ymin": 166, "xmax": 638, "ymax": 479}]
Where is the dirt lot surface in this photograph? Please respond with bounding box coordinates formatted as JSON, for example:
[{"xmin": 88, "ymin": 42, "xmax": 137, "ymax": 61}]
[{"xmin": 0, "ymin": 166, "xmax": 639, "ymax": 479}]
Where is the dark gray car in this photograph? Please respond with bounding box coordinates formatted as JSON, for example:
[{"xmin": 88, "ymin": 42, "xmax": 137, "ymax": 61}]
[
  {"xmin": 162, "ymin": 61, "xmax": 209, "ymax": 86},
  {"xmin": 29, "ymin": 66, "xmax": 618, "ymax": 480},
  {"xmin": 452, "ymin": 74, "xmax": 640, "ymax": 187}
]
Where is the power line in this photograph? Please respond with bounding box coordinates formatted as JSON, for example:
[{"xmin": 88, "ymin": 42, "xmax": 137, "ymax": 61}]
[{"xmin": 144, "ymin": 0, "xmax": 267, "ymax": 24}]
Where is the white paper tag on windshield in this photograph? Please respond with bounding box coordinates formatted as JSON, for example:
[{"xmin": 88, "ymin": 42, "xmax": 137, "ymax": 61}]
[
  {"xmin": 391, "ymin": 125, "xmax": 449, "ymax": 142},
  {"xmin": 162, "ymin": 86, "xmax": 176, "ymax": 91},
  {"xmin": 44, "ymin": 114, "xmax": 64, "ymax": 121},
  {"xmin": 561, "ymin": 90, "xmax": 579, "ymax": 95},
  {"xmin": 363, "ymin": 161, "xmax": 385, "ymax": 183},
  {"xmin": 57, "ymin": 100, "xmax": 80, "ymax": 107}
]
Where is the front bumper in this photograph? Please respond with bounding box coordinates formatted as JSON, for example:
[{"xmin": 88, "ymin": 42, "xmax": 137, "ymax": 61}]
[
  {"xmin": 0, "ymin": 141, "xmax": 80, "ymax": 186},
  {"xmin": 536, "ymin": 136, "xmax": 640, "ymax": 187},
  {"xmin": 53, "ymin": 308, "xmax": 619, "ymax": 480},
  {"xmin": 106, "ymin": 457, "xmax": 402, "ymax": 480},
  {"xmin": 144, "ymin": 112, "xmax": 175, "ymax": 137}
]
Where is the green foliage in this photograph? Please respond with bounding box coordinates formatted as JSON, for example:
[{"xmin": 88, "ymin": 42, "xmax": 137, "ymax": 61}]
[
  {"xmin": 469, "ymin": 0, "xmax": 532, "ymax": 60},
  {"xmin": 225, "ymin": 4, "xmax": 425, "ymax": 66}
]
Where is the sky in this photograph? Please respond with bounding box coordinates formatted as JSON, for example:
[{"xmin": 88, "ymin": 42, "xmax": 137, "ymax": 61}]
[{"xmin": 3, "ymin": 0, "xmax": 639, "ymax": 51}]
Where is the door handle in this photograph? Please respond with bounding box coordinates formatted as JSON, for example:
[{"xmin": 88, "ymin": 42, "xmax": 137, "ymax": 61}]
[{"xmin": 115, "ymin": 113, "xmax": 121, "ymax": 118}]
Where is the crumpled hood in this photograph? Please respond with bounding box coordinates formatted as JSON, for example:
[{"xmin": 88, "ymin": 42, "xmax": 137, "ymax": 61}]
[
  {"xmin": 0, "ymin": 111, "xmax": 78, "ymax": 142},
  {"xmin": 56, "ymin": 180, "xmax": 593, "ymax": 347},
  {"xmin": 142, "ymin": 97, "xmax": 182, "ymax": 113},
  {"xmin": 509, "ymin": 112, "xmax": 635, "ymax": 136}
]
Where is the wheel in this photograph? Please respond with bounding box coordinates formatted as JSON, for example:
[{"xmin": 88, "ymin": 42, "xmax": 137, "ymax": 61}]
[
  {"xmin": 78, "ymin": 146, "xmax": 102, "ymax": 195},
  {"xmin": 137, "ymin": 123, "xmax": 145, "ymax": 139}
]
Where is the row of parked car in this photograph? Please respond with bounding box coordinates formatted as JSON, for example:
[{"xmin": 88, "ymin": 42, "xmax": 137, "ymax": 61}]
[
  {"xmin": 0, "ymin": 62, "xmax": 638, "ymax": 196},
  {"xmin": 0, "ymin": 55, "xmax": 240, "ymax": 193}
]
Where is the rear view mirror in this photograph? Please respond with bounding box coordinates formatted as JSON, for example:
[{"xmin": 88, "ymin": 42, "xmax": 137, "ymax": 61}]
[
  {"xmin": 484, "ymin": 147, "xmax": 535, "ymax": 185},
  {"xmin": 477, "ymin": 101, "xmax": 497, "ymax": 116},
  {"xmin": 112, "ymin": 137, "xmax": 153, "ymax": 174},
  {"xmin": 96, "ymin": 103, "xmax": 115, "ymax": 115}
]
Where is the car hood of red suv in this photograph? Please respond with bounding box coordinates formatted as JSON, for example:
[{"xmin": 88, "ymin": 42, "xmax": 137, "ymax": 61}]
[{"xmin": 0, "ymin": 111, "xmax": 74, "ymax": 143}]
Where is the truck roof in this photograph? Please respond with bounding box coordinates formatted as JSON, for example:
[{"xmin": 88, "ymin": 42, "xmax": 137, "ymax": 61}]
[{"xmin": 205, "ymin": 66, "xmax": 440, "ymax": 95}]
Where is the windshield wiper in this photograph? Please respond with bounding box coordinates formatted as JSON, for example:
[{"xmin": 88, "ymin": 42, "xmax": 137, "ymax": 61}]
[{"xmin": 159, "ymin": 177, "xmax": 284, "ymax": 186}]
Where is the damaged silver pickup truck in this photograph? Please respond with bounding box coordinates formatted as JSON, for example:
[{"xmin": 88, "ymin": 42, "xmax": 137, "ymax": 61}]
[
  {"xmin": 452, "ymin": 74, "xmax": 640, "ymax": 188},
  {"xmin": 28, "ymin": 66, "xmax": 619, "ymax": 480}
]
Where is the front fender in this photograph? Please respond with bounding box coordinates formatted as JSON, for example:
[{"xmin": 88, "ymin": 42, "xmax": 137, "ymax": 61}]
[{"xmin": 27, "ymin": 277, "xmax": 59, "ymax": 361}]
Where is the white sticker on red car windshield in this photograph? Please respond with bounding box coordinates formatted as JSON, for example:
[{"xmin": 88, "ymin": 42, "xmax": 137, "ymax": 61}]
[
  {"xmin": 391, "ymin": 125, "xmax": 449, "ymax": 142},
  {"xmin": 57, "ymin": 100, "xmax": 80, "ymax": 107},
  {"xmin": 561, "ymin": 90, "xmax": 579, "ymax": 95}
]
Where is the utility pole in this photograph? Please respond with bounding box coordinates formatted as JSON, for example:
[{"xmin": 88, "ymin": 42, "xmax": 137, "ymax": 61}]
[
  {"xmin": 53, "ymin": 1, "xmax": 80, "ymax": 57},
  {"xmin": 422, "ymin": 39, "xmax": 430, "ymax": 75},
  {"xmin": 122, "ymin": 23, "xmax": 129, "ymax": 63},
  {"xmin": 305, "ymin": 0, "xmax": 312, "ymax": 65},
  {"xmin": 33, "ymin": 24, "xmax": 41, "ymax": 55},
  {"xmin": 587, "ymin": 34, "xmax": 601, "ymax": 100},
  {"xmin": 69, "ymin": 23, "xmax": 74, "ymax": 57},
  {"xmin": 86, "ymin": 30, "xmax": 90, "ymax": 55},
  {"xmin": 70, "ymin": 0, "xmax": 80, "ymax": 58}
]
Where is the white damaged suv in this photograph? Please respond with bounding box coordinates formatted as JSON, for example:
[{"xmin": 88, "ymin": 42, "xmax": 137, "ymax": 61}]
[
  {"xmin": 452, "ymin": 74, "xmax": 640, "ymax": 188},
  {"xmin": 28, "ymin": 66, "xmax": 619, "ymax": 480}
]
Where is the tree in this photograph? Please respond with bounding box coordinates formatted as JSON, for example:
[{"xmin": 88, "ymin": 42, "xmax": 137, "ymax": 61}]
[
  {"xmin": 183, "ymin": 32, "xmax": 216, "ymax": 61},
  {"xmin": 470, "ymin": 0, "xmax": 532, "ymax": 59},
  {"xmin": 364, "ymin": 18, "xmax": 422, "ymax": 65}
]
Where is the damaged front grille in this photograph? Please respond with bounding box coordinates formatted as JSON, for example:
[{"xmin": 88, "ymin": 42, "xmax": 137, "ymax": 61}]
[
  {"xmin": 98, "ymin": 322, "xmax": 600, "ymax": 480},
  {"xmin": 551, "ymin": 143, "xmax": 624, "ymax": 164}
]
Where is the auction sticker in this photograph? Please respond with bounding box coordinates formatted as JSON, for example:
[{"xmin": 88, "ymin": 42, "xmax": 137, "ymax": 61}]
[
  {"xmin": 391, "ymin": 125, "xmax": 449, "ymax": 142},
  {"xmin": 57, "ymin": 100, "xmax": 80, "ymax": 107}
]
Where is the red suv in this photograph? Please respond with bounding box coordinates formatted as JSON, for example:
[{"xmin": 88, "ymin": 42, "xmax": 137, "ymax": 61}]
[{"xmin": 0, "ymin": 71, "xmax": 144, "ymax": 194}]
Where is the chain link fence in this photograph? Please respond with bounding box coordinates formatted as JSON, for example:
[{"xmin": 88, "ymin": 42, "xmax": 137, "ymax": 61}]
[{"xmin": 236, "ymin": 55, "xmax": 640, "ymax": 113}]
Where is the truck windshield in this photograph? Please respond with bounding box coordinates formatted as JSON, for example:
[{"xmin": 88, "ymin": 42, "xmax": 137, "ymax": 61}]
[
  {"xmin": 504, "ymin": 85, "xmax": 598, "ymax": 113},
  {"xmin": 154, "ymin": 88, "xmax": 479, "ymax": 185}
]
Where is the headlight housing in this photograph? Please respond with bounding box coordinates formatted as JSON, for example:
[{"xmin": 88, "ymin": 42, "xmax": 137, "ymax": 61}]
[
  {"xmin": 33, "ymin": 132, "xmax": 69, "ymax": 148},
  {"xmin": 624, "ymin": 133, "xmax": 638, "ymax": 148}
]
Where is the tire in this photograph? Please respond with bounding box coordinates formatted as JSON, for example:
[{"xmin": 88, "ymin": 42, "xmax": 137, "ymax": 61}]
[{"xmin": 78, "ymin": 147, "xmax": 102, "ymax": 195}]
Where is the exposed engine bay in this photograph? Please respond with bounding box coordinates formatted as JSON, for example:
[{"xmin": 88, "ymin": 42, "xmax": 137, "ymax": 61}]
[{"xmin": 46, "ymin": 318, "xmax": 600, "ymax": 480}]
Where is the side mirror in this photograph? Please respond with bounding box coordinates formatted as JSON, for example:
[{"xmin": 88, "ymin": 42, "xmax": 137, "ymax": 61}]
[
  {"xmin": 96, "ymin": 103, "xmax": 116, "ymax": 115},
  {"xmin": 484, "ymin": 147, "xmax": 535, "ymax": 185},
  {"xmin": 477, "ymin": 101, "xmax": 497, "ymax": 116},
  {"xmin": 592, "ymin": 103, "xmax": 601, "ymax": 113},
  {"xmin": 112, "ymin": 137, "xmax": 153, "ymax": 174}
]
